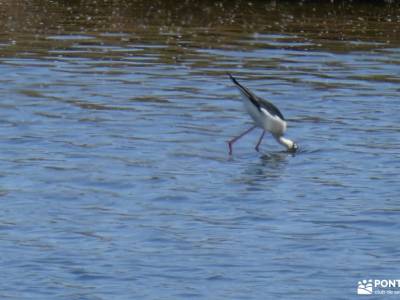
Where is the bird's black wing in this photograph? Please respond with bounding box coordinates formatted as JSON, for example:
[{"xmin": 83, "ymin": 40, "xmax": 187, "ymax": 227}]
[
  {"xmin": 228, "ymin": 73, "xmax": 285, "ymax": 120},
  {"xmin": 228, "ymin": 73, "xmax": 261, "ymax": 111},
  {"xmin": 258, "ymin": 97, "xmax": 285, "ymax": 121}
]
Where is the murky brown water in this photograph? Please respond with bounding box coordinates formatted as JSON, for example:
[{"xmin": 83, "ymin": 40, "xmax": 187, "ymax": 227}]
[{"xmin": 1, "ymin": 1, "xmax": 399, "ymax": 299}]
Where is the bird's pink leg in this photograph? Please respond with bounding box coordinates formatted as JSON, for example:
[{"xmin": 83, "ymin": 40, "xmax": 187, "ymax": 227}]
[
  {"xmin": 227, "ymin": 125, "xmax": 257, "ymax": 155},
  {"xmin": 255, "ymin": 130, "xmax": 266, "ymax": 152}
]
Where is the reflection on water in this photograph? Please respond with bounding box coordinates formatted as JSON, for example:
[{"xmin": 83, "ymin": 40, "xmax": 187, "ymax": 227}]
[
  {"xmin": 240, "ymin": 152, "xmax": 290, "ymax": 187},
  {"xmin": 1, "ymin": 0, "xmax": 399, "ymax": 58},
  {"xmin": 1, "ymin": 1, "xmax": 400, "ymax": 299},
  {"xmin": 231, "ymin": 152, "xmax": 289, "ymax": 188}
]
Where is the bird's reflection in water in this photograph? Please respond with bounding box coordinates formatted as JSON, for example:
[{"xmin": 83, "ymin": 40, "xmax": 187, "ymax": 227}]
[{"xmin": 237, "ymin": 151, "xmax": 293, "ymax": 189}]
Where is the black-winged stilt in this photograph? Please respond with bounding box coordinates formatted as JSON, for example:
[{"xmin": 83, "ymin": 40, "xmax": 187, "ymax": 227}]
[{"xmin": 227, "ymin": 74, "xmax": 298, "ymax": 154}]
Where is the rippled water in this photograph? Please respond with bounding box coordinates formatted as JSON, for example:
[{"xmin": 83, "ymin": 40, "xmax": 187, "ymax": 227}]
[{"xmin": 1, "ymin": 1, "xmax": 400, "ymax": 299}]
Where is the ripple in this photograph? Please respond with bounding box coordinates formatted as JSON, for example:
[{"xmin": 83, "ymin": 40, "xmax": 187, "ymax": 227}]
[{"xmin": 46, "ymin": 34, "xmax": 95, "ymax": 41}]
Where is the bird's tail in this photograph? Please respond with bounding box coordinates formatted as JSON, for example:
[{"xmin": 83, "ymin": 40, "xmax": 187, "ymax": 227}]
[
  {"xmin": 227, "ymin": 73, "xmax": 239, "ymax": 85},
  {"xmin": 227, "ymin": 73, "xmax": 264, "ymax": 113}
]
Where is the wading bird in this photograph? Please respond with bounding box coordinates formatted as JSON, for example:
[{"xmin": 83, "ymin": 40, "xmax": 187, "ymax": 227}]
[{"xmin": 227, "ymin": 74, "xmax": 298, "ymax": 155}]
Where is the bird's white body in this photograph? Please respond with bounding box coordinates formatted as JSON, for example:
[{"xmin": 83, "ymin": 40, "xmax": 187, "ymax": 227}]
[{"xmin": 240, "ymin": 93, "xmax": 287, "ymax": 136}]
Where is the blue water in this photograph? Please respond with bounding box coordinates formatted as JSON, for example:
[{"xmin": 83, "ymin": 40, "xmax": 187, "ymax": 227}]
[{"xmin": 1, "ymin": 2, "xmax": 400, "ymax": 299}]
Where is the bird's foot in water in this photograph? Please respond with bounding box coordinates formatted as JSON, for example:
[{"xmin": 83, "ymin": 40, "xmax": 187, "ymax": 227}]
[{"xmin": 227, "ymin": 141, "xmax": 233, "ymax": 155}]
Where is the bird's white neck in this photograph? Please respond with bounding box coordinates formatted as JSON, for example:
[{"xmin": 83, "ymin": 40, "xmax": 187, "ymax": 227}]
[{"xmin": 276, "ymin": 136, "xmax": 295, "ymax": 150}]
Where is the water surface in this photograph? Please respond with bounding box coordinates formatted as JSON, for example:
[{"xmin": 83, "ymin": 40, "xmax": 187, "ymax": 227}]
[{"xmin": 1, "ymin": 1, "xmax": 400, "ymax": 299}]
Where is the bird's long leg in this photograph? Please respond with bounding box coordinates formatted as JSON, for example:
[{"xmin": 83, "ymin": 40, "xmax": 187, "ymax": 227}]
[
  {"xmin": 227, "ymin": 125, "xmax": 257, "ymax": 155},
  {"xmin": 255, "ymin": 130, "xmax": 266, "ymax": 152}
]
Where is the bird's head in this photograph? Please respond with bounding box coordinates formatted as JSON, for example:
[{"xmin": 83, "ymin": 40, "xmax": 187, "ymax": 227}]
[
  {"xmin": 289, "ymin": 142, "xmax": 299, "ymax": 153},
  {"xmin": 275, "ymin": 135, "xmax": 299, "ymax": 153}
]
